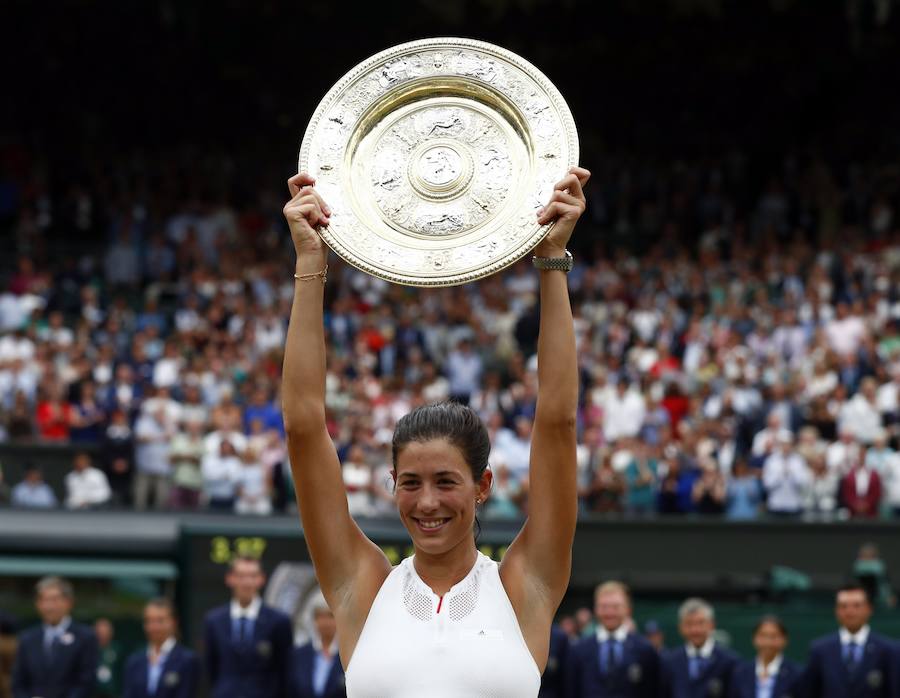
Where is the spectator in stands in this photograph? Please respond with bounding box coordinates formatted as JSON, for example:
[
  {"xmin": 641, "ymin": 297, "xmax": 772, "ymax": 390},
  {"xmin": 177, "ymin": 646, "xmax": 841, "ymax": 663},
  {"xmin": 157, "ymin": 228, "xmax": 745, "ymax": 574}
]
[
  {"xmin": 134, "ymin": 405, "xmax": 175, "ymax": 510},
  {"xmin": 169, "ymin": 416, "xmax": 206, "ymax": 510},
  {"xmin": 800, "ymin": 584, "xmax": 898, "ymax": 697},
  {"xmin": 841, "ymin": 458, "xmax": 883, "ymax": 518},
  {"xmin": 660, "ymin": 598, "xmax": 737, "ymax": 698},
  {"xmin": 725, "ymin": 457, "xmax": 763, "ymax": 520},
  {"xmin": 445, "ymin": 338, "xmax": 482, "ymax": 405},
  {"xmin": 10, "ymin": 464, "xmax": 57, "ymax": 508},
  {"xmin": 623, "ymin": 443, "xmax": 659, "ymax": 516},
  {"xmin": 804, "ymin": 453, "xmax": 840, "ymax": 518},
  {"xmin": 729, "ymin": 615, "xmax": 800, "ymax": 698},
  {"xmin": 68, "ymin": 381, "xmax": 106, "ymax": 444},
  {"xmin": 838, "ymin": 377, "xmax": 883, "ymax": 445},
  {"xmin": 34, "ymin": 381, "xmax": 73, "ymax": 441},
  {"xmin": 11, "ymin": 576, "xmax": 98, "ymax": 698},
  {"xmin": 882, "ymin": 444, "xmax": 900, "ymax": 516},
  {"xmin": 4, "ymin": 390, "xmax": 34, "ymax": 440},
  {"xmin": 123, "ymin": 598, "xmax": 198, "ymax": 698},
  {"xmin": 64, "ymin": 451, "xmax": 111, "ymax": 510},
  {"xmin": 691, "ymin": 464, "xmax": 726, "ymax": 515},
  {"xmin": 204, "ymin": 556, "xmax": 292, "ymax": 698},
  {"xmin": 762, "ymin": 432, "xmax": 810, "ymax": 517},
  {"xmin": 235, "ymin": 447, "xmax": 272, "ymax": 516},
  {"xmin": 567, "ymin": 581, "xmax": 659, "ymax": 698},
  {"xmin": 202, "ymin": 438, "xmax": 242, "ymax": 512},
  {"xmin": 602, "ymin": 379, "xmax": 646, "ymax": 445},
  {"xmin": 102, "ymin": 408, "xmax": 134, "ymax": 506},
  {"xmin": 582, "ymin": 452, "xmax": 627, "ymax": 514},
  {"xmin": 643, "ymin": 620, "xmax": 665, "ymax": 653},
  {"xmin": 286, "ymin": 594, "xmax": 345, "ymax": 698}
]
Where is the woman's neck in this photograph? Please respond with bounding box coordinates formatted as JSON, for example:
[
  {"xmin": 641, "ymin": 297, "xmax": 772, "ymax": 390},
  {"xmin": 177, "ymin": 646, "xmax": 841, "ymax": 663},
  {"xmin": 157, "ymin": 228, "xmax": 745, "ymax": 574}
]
[{"xmin": 412, "ymin": 539, "xmax": 478, "ymax": 597}]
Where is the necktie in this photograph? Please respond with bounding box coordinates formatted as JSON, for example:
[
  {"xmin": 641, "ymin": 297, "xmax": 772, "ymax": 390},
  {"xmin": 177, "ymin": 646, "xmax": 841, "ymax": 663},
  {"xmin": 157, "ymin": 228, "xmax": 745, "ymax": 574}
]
[
  {"xmin": 845, "ymin": 641, "xmax": 859, "ymax": 671},
  {"xmin": 239, "ymin": 616, "xmax": 249, "ymax": 643},
  {"xmin": 689, "ymin": 654, "xmax": 702, "ymax": 679},
  {"xmin": 600, "ymin": 639, "xmax": 611, "ymax": 674},
  {"xmin": 44, "ymin": 628, "xmax": 58, "ymax": 657}
]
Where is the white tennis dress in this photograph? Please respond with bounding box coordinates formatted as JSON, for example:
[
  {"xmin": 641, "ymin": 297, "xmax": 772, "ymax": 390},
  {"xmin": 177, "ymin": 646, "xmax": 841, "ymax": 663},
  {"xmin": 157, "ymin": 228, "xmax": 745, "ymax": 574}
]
[{"xmin": 345, "ymin": 551, "xmax": 542, "ymax": 697}]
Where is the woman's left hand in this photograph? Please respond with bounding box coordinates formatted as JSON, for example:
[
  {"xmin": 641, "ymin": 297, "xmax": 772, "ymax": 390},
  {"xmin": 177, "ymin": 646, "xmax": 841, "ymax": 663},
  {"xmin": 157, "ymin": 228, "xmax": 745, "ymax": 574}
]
[{"xmin": 533, "ymin": 166, "xmax": 590, "ymax": 258}]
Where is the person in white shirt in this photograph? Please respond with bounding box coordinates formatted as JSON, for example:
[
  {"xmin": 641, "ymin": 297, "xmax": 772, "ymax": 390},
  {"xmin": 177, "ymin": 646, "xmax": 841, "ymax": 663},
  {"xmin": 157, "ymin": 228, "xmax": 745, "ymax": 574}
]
[
  {"xmin": 762, "ymin": 433, "xmax": 811, "ymax": 517},
  {"xmin": 602, "ymin": 379, "xmax": 647, "ymax": 444},
  {"xmin": 134, "ymin": 406, "xmax": 176, "ymax": 510},
  {"xmin": 65, "ymin": 452, "xmax": 111, "ymax": 510},
  {"xmin": 825, "ymin": 426, "xmax": 860, "ymax": 477},
  {"xmin": 234, "ymin": 447, "xmax": 272, "ymax": 516},
  {"xmin": 201, "ymin": 439, "xmax": 242, "ymax": 511},
  {"xmin": 837, "ymin": 377, "xmax": 883, "ymax": 445},
  {"xmin": 751, "ymin": 413, "xmax": 786, "ymax": 461}
]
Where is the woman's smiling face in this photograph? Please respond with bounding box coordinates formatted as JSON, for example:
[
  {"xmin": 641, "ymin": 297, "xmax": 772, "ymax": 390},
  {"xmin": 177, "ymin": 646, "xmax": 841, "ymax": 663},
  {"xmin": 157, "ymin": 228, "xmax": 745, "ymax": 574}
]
[{"xmin": 393, "ymin": 439, "xmax": 491, "ymax": 556}]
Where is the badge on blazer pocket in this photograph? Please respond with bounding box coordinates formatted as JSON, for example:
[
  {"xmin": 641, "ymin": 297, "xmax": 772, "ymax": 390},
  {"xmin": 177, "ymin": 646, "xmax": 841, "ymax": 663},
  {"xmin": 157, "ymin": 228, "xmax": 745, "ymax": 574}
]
[
  {"xmin": 867, "ymin": 669, "xmax": 883, "ymax": 688},
  {"xmin": 60, "ymin": 633, "xmax": 75, "ymax": 645},
  {"xmin": 164, "ymin": 671, "xmax": 180, "ymax": 687},
  {"xmin": 256, "ymin": 640, "xmax": 272, "ymax": 658},
  {"xmin": 628, "ymin": 663, "xmax": 643, "ymax": 683},
  {"xmin": 707, "ymin": 677, "xmax": 723, "ymax": 696}
]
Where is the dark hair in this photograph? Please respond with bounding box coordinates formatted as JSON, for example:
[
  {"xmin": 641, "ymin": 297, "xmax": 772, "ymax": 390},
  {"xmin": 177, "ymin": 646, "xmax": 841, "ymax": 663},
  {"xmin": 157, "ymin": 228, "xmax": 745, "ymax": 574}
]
[
  {"xmin": 837, "ymin": 582, "xmax": 871, "ymax": 605},
  {"xmin": 392, "ymin": 402, "xmax": 491, "ymax": 540},
  {"xmin": 145, "ymin": 597, "xmax": 177, "ymax": 619},
  {"xmin": 752, "ymin": 614, "xmax": 787, "ymax": 638},
  {"xmin": 392, "ymin": 402, "xmax": 491, "ymax": 483}
]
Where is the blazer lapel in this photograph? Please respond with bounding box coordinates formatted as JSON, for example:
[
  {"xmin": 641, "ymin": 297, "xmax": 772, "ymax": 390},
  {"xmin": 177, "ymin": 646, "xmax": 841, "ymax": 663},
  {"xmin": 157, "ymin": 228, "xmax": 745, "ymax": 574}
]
[{"xmin": 136, "ymin": 653, "xmax": 150, "ymax": 696}]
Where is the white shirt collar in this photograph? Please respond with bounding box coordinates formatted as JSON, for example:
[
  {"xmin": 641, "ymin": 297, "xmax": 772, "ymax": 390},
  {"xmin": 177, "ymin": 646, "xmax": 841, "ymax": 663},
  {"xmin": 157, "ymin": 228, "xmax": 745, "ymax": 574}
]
[
  {"xmin": 230, "ymin": 596, "xmax": 262, "ymax": 621},
  {"xmin": 596, "ymin": 624, "xmax": 629, "ymax": 643},
  {"xmin": 686, "ymin": 637, "xmax": 715, "ymax": 659},
  {"xmin": 756, "ymin": 655, "xmax": 783, "ymax": 679},
  {"xmin": 44, "ymin": 616, "xmax": 71, "ymax": 633},
  {"xmin": 839, "ymin": 625, "xmax": 870, "ymax": 646},
  {"xmin": 147, "ymin": 636, "xmax": 176, "ymax": 662}
]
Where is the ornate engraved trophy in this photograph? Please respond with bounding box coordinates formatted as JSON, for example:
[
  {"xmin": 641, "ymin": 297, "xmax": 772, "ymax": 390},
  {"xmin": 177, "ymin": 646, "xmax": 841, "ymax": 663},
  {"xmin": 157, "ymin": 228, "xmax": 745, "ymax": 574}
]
[{"xmin": 299, "ymin": 38, "xmax": 578, "ymax": 286}]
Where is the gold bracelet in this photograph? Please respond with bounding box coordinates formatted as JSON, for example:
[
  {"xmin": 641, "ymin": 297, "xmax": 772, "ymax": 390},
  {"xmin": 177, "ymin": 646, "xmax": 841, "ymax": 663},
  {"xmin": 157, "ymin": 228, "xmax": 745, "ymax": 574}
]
[{"xmin": 294, "ymin": 264, "xmax": 328, "ymax": 284}]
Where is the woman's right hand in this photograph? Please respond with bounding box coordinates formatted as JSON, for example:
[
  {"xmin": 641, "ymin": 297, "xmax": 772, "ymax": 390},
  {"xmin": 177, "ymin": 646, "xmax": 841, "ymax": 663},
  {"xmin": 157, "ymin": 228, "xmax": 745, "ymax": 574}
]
[{"xmin": 283, "ymin": 172, "xmax": 330, "ymax": 260}]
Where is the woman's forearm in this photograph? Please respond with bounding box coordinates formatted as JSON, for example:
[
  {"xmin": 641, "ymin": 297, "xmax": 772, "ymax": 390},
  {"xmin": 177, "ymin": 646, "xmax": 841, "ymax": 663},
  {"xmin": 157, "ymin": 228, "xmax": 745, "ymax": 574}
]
[
  {"xmin": 535, "ymin": 268, "xmax": 578, "ymax": 423},
  {"xmin": 282, "ymin": 253, "xmax": 329, "ymax": 431}
]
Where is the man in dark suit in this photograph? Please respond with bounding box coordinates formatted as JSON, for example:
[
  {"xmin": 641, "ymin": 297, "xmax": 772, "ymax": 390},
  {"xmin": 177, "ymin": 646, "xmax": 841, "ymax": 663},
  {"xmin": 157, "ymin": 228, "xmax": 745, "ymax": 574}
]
[
  {"xmin": 11, "ymin": 576, "xmax": 98, "ymax": 698},
  {"xmin": 287, "ymin": 595, "xmax": 345, "ymax": 698},
  {"xmin": 565, "ymin": 581, "xmax": 660, "ymax": 698},
  {"xmin": 123, "ymin": 598, "xmax": 199, "ymax": 698},
  {"xmin": 661, "ymin": 597, "xmax": 738, "ymax": 698},
  {"xmin": 800, "ymin": 583, "xmax": 898, "ymax": 698},
  {"xmin": 204, "ymin": 555, "xmax": 293, "ymax": 698},
  {"xmin": 728, "ymin": 615, "xmax": 800, "ymax": 698}
]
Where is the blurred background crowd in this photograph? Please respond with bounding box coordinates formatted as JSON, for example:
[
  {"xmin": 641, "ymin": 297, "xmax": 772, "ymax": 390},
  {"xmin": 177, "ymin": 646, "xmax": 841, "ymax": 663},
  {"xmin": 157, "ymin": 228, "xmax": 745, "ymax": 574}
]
[{"xmin": 2, "ymin": 146, "xmax": 900, "ymax": 522}]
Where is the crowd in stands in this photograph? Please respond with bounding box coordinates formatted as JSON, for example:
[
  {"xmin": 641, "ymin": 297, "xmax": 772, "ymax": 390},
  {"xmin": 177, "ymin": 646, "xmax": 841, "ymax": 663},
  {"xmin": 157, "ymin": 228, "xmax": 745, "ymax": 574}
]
[{"xmin": 2, "ymin": 147, "xmax": 900, "ymax": 521}]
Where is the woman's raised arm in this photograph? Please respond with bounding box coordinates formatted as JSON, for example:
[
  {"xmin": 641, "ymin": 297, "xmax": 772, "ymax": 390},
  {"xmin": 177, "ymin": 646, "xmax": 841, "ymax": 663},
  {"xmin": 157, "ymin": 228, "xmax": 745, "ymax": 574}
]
[
  {"xmin": 281, "ymin": 173, "xmax": 390, "ymax": 610},
  {"xmin": 501, "ymin": 167, "xmax": 589, "ymax": 633}
]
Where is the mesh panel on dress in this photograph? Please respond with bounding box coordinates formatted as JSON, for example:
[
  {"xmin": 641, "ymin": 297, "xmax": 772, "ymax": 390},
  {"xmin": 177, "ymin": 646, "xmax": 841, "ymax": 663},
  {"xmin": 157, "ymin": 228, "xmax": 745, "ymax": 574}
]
[
  {"xmin": 402, "ymin": 569, "xmax": 434, "ymax": 622},
  {"xmin": 447, "ymin": 564, "xmax": 481, "ymax": 621}
]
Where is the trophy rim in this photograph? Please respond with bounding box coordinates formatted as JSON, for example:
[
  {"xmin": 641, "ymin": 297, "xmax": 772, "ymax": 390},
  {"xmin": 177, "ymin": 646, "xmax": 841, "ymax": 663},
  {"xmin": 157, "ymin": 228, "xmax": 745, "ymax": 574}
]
[{"xmin": 298, "ymin": 37, "xmax": 579, "ymax": 287}]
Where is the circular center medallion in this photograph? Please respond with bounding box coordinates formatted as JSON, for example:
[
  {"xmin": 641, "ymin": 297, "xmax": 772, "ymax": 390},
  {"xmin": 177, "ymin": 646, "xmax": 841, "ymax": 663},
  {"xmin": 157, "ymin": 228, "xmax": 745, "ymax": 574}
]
[
  {"xmin": 419, "ymin": 146, "xmax": 463, "ymax": 187},
  {"xmin": 407, "ymin": 138, "xmax": 474, "ymax": 202}
]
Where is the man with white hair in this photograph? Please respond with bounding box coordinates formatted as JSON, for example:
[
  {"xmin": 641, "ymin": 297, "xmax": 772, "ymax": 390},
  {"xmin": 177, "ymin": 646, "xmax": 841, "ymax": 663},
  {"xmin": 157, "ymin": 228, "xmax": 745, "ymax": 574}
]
[
  {"xmin": 838, "ymin": 377, "xmax": 883, "ymax": 445},
  {"xmin": 660, "ymin": 598, "xmax": 737, "ymax": 697}
]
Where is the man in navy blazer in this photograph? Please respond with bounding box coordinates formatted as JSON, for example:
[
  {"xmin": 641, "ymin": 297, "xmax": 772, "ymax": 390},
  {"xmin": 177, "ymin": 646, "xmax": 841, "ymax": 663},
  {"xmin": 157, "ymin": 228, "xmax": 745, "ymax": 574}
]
[
  {"xmin": 123, "ymin": 598, "xmax": 199, "ymax": 698},
  {"xmin": 661, "ymin": 598, "xmax": 738, "ymax": 698},
  {"xmin": 800, "ymin": 583, "xmax": 898, "ymax": 698},
  {"xmin": 728, "ymin": 615, "xmax": 800, "ymax": 698},
  {"xmin": 565, "ymin": 581, "xmax": 660, "ymax": 698},
  {"xmin": 11, "ymin": 576, "xmax": 98, "ymax": 698},
  {"xmin": 287, "ymin": 596, "xmax": 345, "ymax": 698},
  {"xmin": 204, "ymin": 555, "xmax": 293, "ymax": 698}
]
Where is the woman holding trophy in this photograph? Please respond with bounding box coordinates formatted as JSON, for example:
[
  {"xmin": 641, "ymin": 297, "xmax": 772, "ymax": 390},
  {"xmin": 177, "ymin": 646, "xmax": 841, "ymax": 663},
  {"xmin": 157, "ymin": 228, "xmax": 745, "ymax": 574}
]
[{"xmin": 281, "ymin": 159, "xmax": 588, "ymax": 696}]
